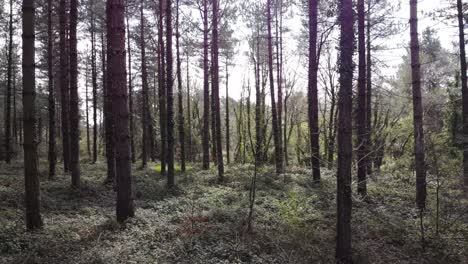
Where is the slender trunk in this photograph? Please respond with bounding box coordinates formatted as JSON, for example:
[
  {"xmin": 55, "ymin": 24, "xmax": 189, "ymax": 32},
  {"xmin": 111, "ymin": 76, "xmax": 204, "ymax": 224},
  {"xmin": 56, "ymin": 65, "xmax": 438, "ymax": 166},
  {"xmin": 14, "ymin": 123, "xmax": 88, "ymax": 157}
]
[
  {"xmin": 5, "ymin": 0, "xmax": 13, "ymax": 163},
  {"xmin": 186, "ymin": 52, "xmax": 192, "ymax": 161},
  {"xmin": 86, "ymin": 59, "xmax": 91, "ymax": 158},
  {"xmin": 103, "ymin": 31, "xmax": 116, "ymax": 183},
  {"xmin": 410, "ymin": 0, "xmax": 426, "ymax": 210},
  {"xmin": 126, "ymin": 6, "xmax": 135, "ymax": 164},
  {"xmin": 158, "ymin": 0, "xmax": 167, "ymax": 175},
  {"xmin": 47, "ymin": 0, "xmax": 56, "ymax": 179},
  {"xmin": 212, "ymin": 0, "xmax": 224, "ymax": 180},
  {"xmin": 13, "ymin": 69, "xmax": 18, "ymax": 145},
  {"xmin": 140, "ymin": 0, "xmax": 150, "ymax": 168},
  {"xmin": 226, "ymin": 57, "xmax": 230, "ymax": 165},
  {"xmin": 176, "ymin": 0, "xmax": 186, "ymax": 172},
  {"xmin": 69, "ymin": 0, "xmax": 81, "ymax": 188},
  {"xmin": 106, "ymin": 0, "xmax": 135, "ymax": 222},
  {"xmin": 202, "ymin": 0, "xmax": 210, "ymax": 169},
  {"xmin": 267, "ymin": 0, "xmax": 284, "ymax": 174},
  {"xmin": 366, "ymin": 0, "xmax": 373, "ymax": 175},
  {"xmin": 211, "ymin": 61, "xmax": 218, "ymax": 165},
  {"xmin": 275, "ymin": 0, "xmax": 283, "ymax": 163},
  {"xmin": 166, "ymin": 0, "xmax": 176, "ymax": 187},
  {"xmin": 59, "ymin": 0, "xmax": 70, "ymax": 172},
  {"xmin": 357, "ymin": 0, "xmax": 367, "ymax": 196},
  {"xmin": 308, "ymin": 0, "xmax": 321, "ymax": 183},
  {"xmin": 23, "ymin": 0, "xmax": 43, "ymax": 230},
  {"xmin": 458, "ymin": 0, "xmax": 468, "ymax": 187},
  {"xmin": 92, "ymin": 3, "xmax": 98, "ymax": 163},
  {"xmin": 336, "ymin": 0, "xmax": 354, "ymax": 262}
]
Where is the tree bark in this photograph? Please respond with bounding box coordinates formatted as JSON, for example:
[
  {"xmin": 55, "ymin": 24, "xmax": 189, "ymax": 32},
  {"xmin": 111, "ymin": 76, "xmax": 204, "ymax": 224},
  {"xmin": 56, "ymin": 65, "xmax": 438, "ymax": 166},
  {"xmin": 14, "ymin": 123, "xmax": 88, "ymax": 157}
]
[
  {"xmin": 267, "ymin": 0, "xmax": 284, "ymax": 174},
  {"xmin": 357, "ymin": 0, "xmax": 367, "ymax": 196},
  {"xmin": 202, "ymin": 0, "xmax": 210, "ymax": 169},
  {"xmin": 126, "ymin": 5, "xmax": 135, "ymax": 164},
  {"xmin": 102, "ymin": 31, "xmax": 116, "ymax": 183},
  {"xmin": 186, "ymin": 52, "xmax": 192, "ymax": 161},
  {"xmin": 23, "ymin": 0, "xmax": 43, "ymax": 230},
  {"xmin": 106, "ymin": 0, "xmax": 135, "ymax": 222},
  {"xmin": 457, "ymin": 0, "xmax": 468, "ymax": 187},
  {"xmin": 166, "ymin": 0, "xmax": 176, "ymax": 187},
  {"xmin": 366, "ymin": 0, "xmax": 373, "ymax": 175},
  {"xmin": 86, "ymin": 59, "xmax": 91, "ymax": 158},
  {"xmin": 140, "ymin": 0, "xmax": 150, "ymax": 168},
  {"xmin": 409, "ymin": 0, "xmax": 427, "ymax": 210},
  {"xmin": 59, "ymin": 0, "xmax": 71, "ymax": 172},
  {"xmin": 308, "ymin": 0, "xmax": 321, "ymax": 183},
  {"xmin": 336, "ymin": 0, "xmax": 354, "ymax": 262},
  {"xmin": 92, "ymin": 1, "xmax": 98, "ymax": 163},
  {"xmin": 158, "ymin": 0, "xmax": 167, "ymax": 175},
  {"xmin": 212, "ymin": 0, "xmax": 224, "ymax": 180},
  {"xmin": 69, "ymin": 0, "xmax": 81, "ymax": 188},
  {"xmin": 5, "ymin": 0, "xmax": 13, "ymax": 163},
  {"xmin": 226, "ymin": 57, "xmax": 230, "ymax": 165},
  {"xmin": 176, "ymin": 0, "xmax": 186, "ymax": 172}
]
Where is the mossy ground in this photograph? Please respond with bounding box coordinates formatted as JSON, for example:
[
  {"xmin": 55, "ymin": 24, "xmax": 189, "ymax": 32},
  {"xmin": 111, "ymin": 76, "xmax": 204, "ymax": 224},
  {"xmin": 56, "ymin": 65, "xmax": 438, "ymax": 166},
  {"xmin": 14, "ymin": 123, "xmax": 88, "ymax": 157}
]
[{"xmin": 0, "ymin": 161, "xmax": 467, "ymax": 263}]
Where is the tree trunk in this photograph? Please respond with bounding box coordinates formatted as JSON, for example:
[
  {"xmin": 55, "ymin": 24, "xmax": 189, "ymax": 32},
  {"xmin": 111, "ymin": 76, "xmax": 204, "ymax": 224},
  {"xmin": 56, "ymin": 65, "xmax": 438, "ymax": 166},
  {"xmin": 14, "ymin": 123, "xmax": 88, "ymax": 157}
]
[
  {"xmin": 308, "ymin": 0, "xmax": 321, "ymax": 183},
  {"xmin": 59, "ymin": 0, "xmax": 70, "ymax": 172},
  {"xmin": 336, "ymin": 0, "xmax": 354, "ymax": 262},
  {"xmin": 166, "ymin": 0, "xmax": 176, "ymax": 188},
  {"xmin": 212, "ymin": 0, "xmax": 224, "ymax": 180},
  {"xmin": 158, "ymin": 0, "xmax": 167, "ymax": 175},
  {"xmin": 69, "ymin": 0, "xmax": 81, "ymax": 188},
  {"xmin": 357, "ymin": 0, "xmax": 367, "ymax": 196},
  {"xmin": 176, "ymin": 0, "xmax": 186, "ymax": 172},
  {"xmin": 187, "ymin": 52, "xmax": 192, "ymax": 161},
  {"xmin": 409, "ymin": 0, "xmax": 426, "ymax": 210},
  {"xmin": 226, "ymin": 57, "xmax": 231, "ymax": 165},
  {"xmin": 275, "ymin": 0, "xmax": 283, "ymax": 166},
  {"xmin": 126, "ymin": 6, "xmax": 135, "ymax": 164},
  {"xmin": 102, "ymin": 31, "xmax": 116, "ymax": 183},
  {"xmin": 106, "ymin": 0, "xmax": 135, "ymax": 222},
  {"xmin": 91, "ymin": 2, "xmax": 98, "ymax": 163},
  {"xmin": 86, "ymin": 60, "xmax": 91, "ymax": 158},
  {"xmin": 267, "ymin": 0, "xmax": 284, "ymax": 174},
  {"xmin": 23, "ymin": 0, "xmax": 43, "ymax": 230},
  {"xmin": 202, "ymin": 0, "xmax": 210, "ymax": 170},
  {"xmin": 457, "ymin": 0, "xmax": 468, "ymax": 187},
  {"xmin": 5, "ymin": 0, "xmax": 13, "ymax": 163},
  {"xmin": 140, "ymin": 0, "xmax": 150, "ymax": 168},
  {"xmin": 366, "ymin": 0, "xmax": 373, "ymax": 175}
]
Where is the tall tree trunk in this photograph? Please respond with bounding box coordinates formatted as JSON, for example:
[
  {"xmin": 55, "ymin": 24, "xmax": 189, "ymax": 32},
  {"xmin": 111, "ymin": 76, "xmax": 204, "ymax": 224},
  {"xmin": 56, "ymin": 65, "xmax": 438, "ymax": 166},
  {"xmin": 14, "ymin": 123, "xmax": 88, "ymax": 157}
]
[
  {"xmin": 226, "ymin": 57, "xmax": 230, "ymax": 165},
  {"xmin": 23, "ymin": 0, "xmax": 43, "ymax": 230},
  {"xmin": 5, "ymin": 0, "xmax": 13, "ymax": 163},
  {"xmin": 211, "ymin": 62, "xmax": 218, "ymax": 165},
  {"xmin": 69, "ymin": 0, "xmax": 81, "ymax": 188},
  {"xmin": 166, "ymin": 0, "xmax": 176, "ymax": 188},
  {"xmin": 409, "ymin": 0, "xmax": 426, "ymax": 210},
  {"xmin": 202, "ymin": 0, "xmax": 210, "ymax": 169},
  {"xmin": 103, "ymin": 31, "xmax": 116, "ymax": 183},
  {"xmin": 357, "ymin": 0, "xmax": 367, "ymax": 196},
  {"xmin": 140, "ymin": 0, "xmax": 150, "ymax": 168},
  {"xmin": 275, "ymin": 0, "xmax": 283, "ymax": 163},
  {"xmin": 176, "ymin": 0, "xmax": 186, "ymax": 172},
  {"xmin": 267, "ymin": 0, "xmax": 284, "ymax": 174},
  {"xmin": 59, "ymin": 0, "xmax": 70, "ymax": 172},
  {"xmin": 13, "ymin": 69, "xmax": 18, "ymax": 145},
  {"xmin": 186, "ymin": 52, "xmax": 192, "ymax": 161},
  {"xmin": 158, "ymin": 0, "xmax": 167, "ymax": 175},
  {"xmin": 458, "ymin": 0, "xmax": 468, "ymax": 187},
  {"xmin": 366, "ymin": 0, "xmax": 373, "ymax": 175},
  {"xmin": 308, "ymin": 0, "xmax": 321, "ymax": 183},
  {"xmin": 86, "ymin": 60, "xmax": 91, "ymax": 158},
  {"xmin": 47, "ymin": 0, "xmax": 56, "ymax": 179},
  {"xmin": 91, "ymin": 2, "xmax": 98, "ymax": 163},
  {"xmin": 212, "ymin": 0, "xmax": 224, "ymax": 180},
  {"xmin": 106, "ymin": 0, "xmax": 135, "ymax": 222},
  {"xmin": 125, "ymin": 6, "xmax": 135, "ymax": 164},
  {"xmin": 336, "ymin": 0, "xmax": 354, "ymax": 262}
]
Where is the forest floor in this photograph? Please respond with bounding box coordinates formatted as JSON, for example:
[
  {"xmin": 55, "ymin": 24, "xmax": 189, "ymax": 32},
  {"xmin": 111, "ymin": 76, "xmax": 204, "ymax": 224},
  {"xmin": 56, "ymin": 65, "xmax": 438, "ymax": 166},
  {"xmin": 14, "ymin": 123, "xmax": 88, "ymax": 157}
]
[{"xmin": 1, "ymin": 160, "xmax": 468, "ymax": 264}]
